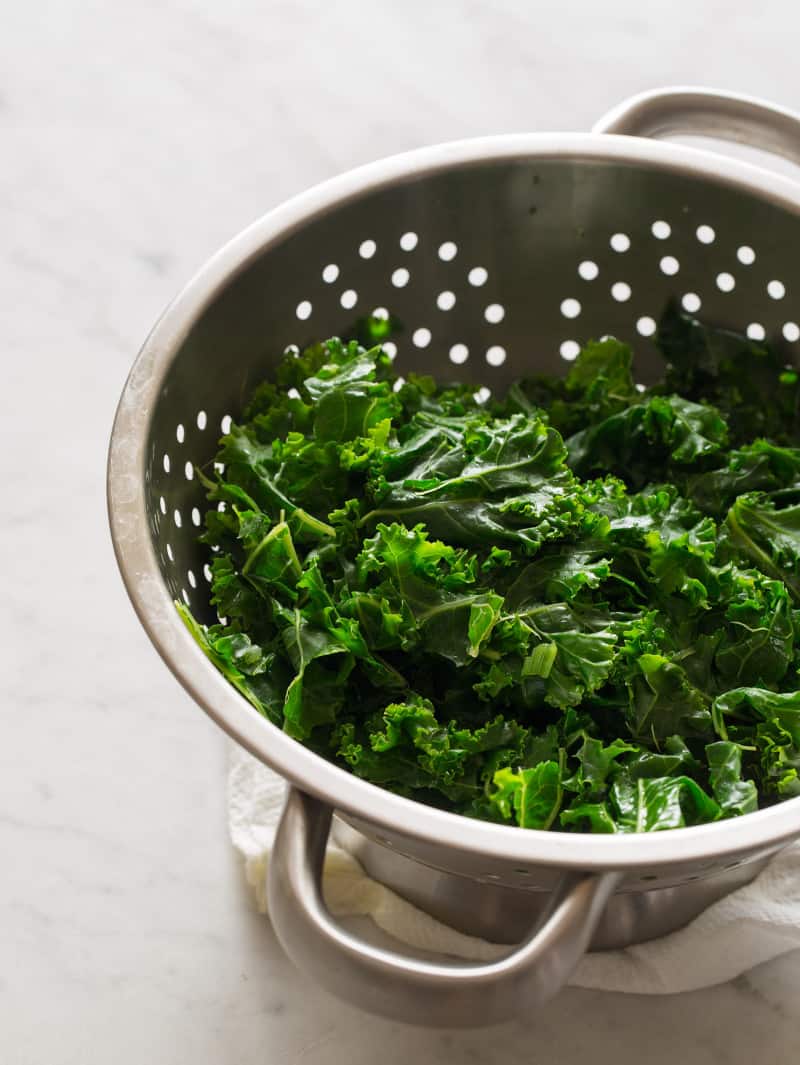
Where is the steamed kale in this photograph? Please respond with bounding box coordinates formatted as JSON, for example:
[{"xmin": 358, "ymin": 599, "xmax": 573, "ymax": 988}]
[{"xmin": 178, "ymin": 307, "xmax": 800, "ymax": 832}]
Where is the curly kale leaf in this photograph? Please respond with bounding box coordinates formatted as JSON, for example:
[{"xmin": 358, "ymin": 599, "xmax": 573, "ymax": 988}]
[
  {"xmin": 566, "ymin": 394, "xmax": 728, "ymax": 488},
  {"xmin": 363, "ymin": 412, "xmax": 603, "ymax": 553},
  {"xmin": 657, "ymin": 301, "xmax": 800, "ymax": 444},
  {"xmin": 725, "ymin": 494, "xmax": 800, "ymax": 600},
  {"xmin": 336, "ymin": 693, "xmax": 529, "ymax": 805}
]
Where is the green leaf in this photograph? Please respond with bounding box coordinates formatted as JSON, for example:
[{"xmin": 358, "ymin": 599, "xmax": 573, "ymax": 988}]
[
  {"xmin": 755, "ymin": 718, "xmax": 800, "ymax": 798},
  {"xmin": 627, "ymin": 654, "xmax": 712, "ymax": 742},
  {"xmin": 480, "ymin": 600, "xmax": 618, "ymax": 710},
  {"xmin": 657, "ymin": 302, "xmax": 800, "ymax": 445},
  {"xmin": 274, "ymin": 605, "xmax": 354, "ymax": 739},
  {"xmin": 508, "ymin": 337, "xmax": 636, "ymax": 438},
  {"xmin": 356, "ymin": 523, "xmax": 501, "ymax": 666},
  {"xmin": 363, "ymin": 413, "xmax": 599, "ymax": 553},
  {"xmin": 563, "ymin": 737, "xmax": 638, "ymax": 800},
  {"xmin": 269, "ymin": 432, "xmax": 348, "ymax": 513},
  {"xmin": 208, "ymin": 553, "xmax": 268, "ymax": 628},
  {"xmin": 215, "ymin": 424, "xmax": 334, "ymax": 541},
  {"xmin": 645, "ymin": 504, "xmax": 719, "ymax": 605},
  {"xmin": 712, "ymin": 687, "xmax": 800, "ymax": 742},
  {"xmin": 489, "ymin": 758, "xmax": 565, "ymax": 829},
  {"xmin": 714, "ymin": 570, "xmax": 794, "ymax": 686},
  {"xmin": 625, "ymin": 735, "xmax": 700, "ymax": 779},
  {"xmin": 500, "ymin": 556, "xmax": 621, "ymax": 710},
  {"xmin": 564, "ymin": 337, "xmax": 637, "ymax": 419},
  {"xmin": 504, "ymin": 550, "xmax": 612, "ymax": 603},
  {"xmin": 711, "ymin": 688, "xmax": 800, "ymax": 797},
  {"xmin": 706, "ymin": 741, "xmax": 758, "ymax": 816},
  {"xmin": 239, "ymin": 514, "xmax": 302, "ymax": 598},
  {"xmin": 566, "ymin": 395, "xmax": 728, "ymax": 488},
  {"xmin": 653, "ymin": 395, "xmax": 729, "ymax": 465},
  {"xmin": 303, "ymin": 348, "xmax": 390, "ymax": 401},
  {"xmin": 545, "ymin": 629, "xmax": 619, "ymax": 708},
  {"xmin": 687, "ymin": 439, "xmax": 800, "ymax": 516},
  {"xmin": 560, "ymin": 802, "xmax": 618, "ymax": 833},
  {"xmin": 467, "ymin": 597, "xmax": 504, "ymax": 658},
  {"xmin": 725, "ymin": 494, "xmax": 800, "ymax": 600},
  {"xmin": 175, "ymin": 602, "xmax": 287, "ymax": 725},
  {"xmin": 336, "ymin": 694, "xmax": 528, "ymax": 803},
  {"xmin": 611, "ymin": 774, "xmax": 721, "ymax": 832}
]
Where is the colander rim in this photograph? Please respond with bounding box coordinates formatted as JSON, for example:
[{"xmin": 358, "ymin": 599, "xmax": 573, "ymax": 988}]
[{"xmin": 108, "ymin": 129, "xmax": 800, "ymax": 870}]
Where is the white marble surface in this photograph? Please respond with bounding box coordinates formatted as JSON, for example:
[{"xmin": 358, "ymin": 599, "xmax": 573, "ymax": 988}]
[{"xmin": 5, "ymin": 1, "xmax": 800, "ymax": 1061}]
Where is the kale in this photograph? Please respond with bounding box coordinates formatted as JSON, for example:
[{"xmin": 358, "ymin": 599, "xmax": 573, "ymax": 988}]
[{"xmin": 177, "ymin": 308, "xmax": 800, "ymax": 833}]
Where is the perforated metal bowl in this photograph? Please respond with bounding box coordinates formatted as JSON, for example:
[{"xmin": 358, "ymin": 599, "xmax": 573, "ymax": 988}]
[{"xmin": 109, "ymin": 88, "xmax": 800, "ymax": 1026}]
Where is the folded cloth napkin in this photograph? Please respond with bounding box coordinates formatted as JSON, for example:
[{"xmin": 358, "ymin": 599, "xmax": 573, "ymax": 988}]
[{"xmin": 229, "ymin": 744, "xmax": 800, "ymax": 993}]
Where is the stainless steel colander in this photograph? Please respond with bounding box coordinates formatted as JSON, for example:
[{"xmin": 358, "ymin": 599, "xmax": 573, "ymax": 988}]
[{"xmin": 108, "ymin": 88, "xmax": 800, "ymax": 1026}]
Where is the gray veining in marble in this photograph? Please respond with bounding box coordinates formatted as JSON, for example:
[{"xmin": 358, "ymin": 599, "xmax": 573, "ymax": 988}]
[{"xmin": 4, "ymin": 1, "xmax": 800, "ymax": 1062}]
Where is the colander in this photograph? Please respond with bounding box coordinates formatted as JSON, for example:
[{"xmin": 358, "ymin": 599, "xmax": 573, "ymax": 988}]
[{"xmin": 108, "ymin": 87, "xmax": 800, "ymax": 1027}]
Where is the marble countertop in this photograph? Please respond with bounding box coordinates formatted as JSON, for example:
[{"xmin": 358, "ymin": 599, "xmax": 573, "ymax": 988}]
[{"xmin": 5, "ymin": 1, "xmax": 800, "ymax": 1061}]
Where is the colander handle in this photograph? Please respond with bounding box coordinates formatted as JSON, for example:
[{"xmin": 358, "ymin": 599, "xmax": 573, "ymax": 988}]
[
  {"xmin": 593, "ymin": 86, "xmax": 800, "ymax": 170},
  {"xmin": 268, "ymin": 786, "xmax": 620, "ymax": 1027}
]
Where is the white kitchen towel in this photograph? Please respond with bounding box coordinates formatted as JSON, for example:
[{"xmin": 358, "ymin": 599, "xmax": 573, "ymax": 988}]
[{"xmin": 229, "ymin": 743, "xmax": 800, "ymax": 993}]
